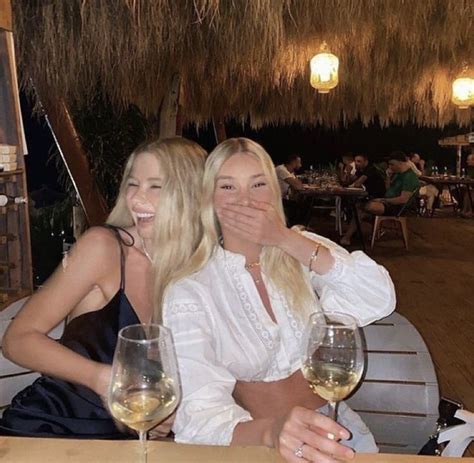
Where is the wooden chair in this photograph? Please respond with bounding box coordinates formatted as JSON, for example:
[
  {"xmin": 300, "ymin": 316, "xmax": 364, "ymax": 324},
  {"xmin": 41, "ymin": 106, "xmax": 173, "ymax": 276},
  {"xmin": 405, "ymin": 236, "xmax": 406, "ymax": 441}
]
[
  {"xmin": 370, "ymin": 189, "xmax": 419, "ymax": 250},
  {"xmin": 0, "ymin": 297, "xmax": 65, "ymax": 417},
  {"xmin": 347, "ymin": 312, "xmax": 439, "ymax": 454}
]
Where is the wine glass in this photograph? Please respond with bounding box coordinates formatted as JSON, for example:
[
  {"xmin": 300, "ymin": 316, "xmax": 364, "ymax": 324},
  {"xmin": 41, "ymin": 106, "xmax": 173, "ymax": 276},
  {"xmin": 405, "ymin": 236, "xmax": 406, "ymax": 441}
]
[
  {"xmin": 108, "ymin": 324, "xmax": 181, "ymax": 463},
  {"xmin": 301, "ymin": 311, "xmax": 364, "ymax": 421}
]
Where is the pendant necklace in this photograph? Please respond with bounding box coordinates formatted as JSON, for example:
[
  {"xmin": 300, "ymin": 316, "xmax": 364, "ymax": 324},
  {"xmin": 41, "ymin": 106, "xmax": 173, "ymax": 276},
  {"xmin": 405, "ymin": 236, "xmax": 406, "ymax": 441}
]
[
  {"xmin": 140, "ymin": 236, "xmax": 153, "ymax": 263},
  {"xmin": 245, "ymin": 261, "xmax": 262, "ymax": 284}
]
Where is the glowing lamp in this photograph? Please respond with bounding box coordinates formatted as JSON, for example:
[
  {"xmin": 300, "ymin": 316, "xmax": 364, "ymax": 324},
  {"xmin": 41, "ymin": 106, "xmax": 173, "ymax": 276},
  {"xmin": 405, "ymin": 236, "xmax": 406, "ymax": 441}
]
[
  {"xmin": 452, "ymin": 67, "xmax": 474, "ymax": 109},
  {"xmin": 310, "ymin": 42, "xmax": 339, "ymax": 94}
]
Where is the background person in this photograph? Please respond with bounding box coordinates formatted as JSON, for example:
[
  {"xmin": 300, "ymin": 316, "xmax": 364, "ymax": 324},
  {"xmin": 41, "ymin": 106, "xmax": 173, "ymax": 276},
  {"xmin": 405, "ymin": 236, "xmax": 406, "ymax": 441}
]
[
  {"xmin": 407, "ymin": 152, "xmax": 438, "ymax": 214},
  {"xmin": 341, "ymin": 151, "xmax": 419, "ymax": 245},
  {"xmin": 461, "ymin": 152, "xmax": 474, "ymax": 218},
  {"xmin": 407, "ymin": 153, "xmax": 424, "ymax": 176},
  {"xmin": 350, "ymin": 153, "xmax": 386, "ymax": 198},
  {"xmin": 338, "ymin": 153, "xmax": 356, "ymax": 186},
  {"xmin": 275, "ymin": 153, "xmax": 306, "ymax": 226}
]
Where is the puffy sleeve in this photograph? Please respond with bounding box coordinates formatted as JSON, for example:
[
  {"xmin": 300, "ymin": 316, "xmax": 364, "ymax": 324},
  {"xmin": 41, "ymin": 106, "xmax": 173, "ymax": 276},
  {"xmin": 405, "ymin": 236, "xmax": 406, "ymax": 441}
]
[
  {"xmin": 162, "ymin": 284, "xmax": 252, "ymax": 445},
  {"xmin": 303, "ymin": 231, "xmax": 396, "ymax": 326}
]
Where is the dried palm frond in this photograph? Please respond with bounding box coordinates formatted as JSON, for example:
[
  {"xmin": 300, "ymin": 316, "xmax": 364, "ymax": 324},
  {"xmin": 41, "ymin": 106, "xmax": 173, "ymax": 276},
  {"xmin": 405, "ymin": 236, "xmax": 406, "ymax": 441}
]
[{"xmin": 13, "ymin": 0, "xmax": 474, "ymax": 128}]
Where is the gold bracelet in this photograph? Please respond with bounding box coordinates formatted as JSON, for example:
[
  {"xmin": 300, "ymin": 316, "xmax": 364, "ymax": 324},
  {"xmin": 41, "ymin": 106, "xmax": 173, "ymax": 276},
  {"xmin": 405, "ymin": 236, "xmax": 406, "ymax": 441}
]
[{"xmin": 308, "ymin": 244, "xmax": 321, "ymax": 271}]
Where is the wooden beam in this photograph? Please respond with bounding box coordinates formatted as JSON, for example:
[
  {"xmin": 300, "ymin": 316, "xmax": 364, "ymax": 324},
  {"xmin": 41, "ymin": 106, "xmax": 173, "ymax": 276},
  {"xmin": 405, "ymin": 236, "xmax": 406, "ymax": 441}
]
[
  {"xmin": 43, "ymin": 100, "xmax": 109, "ymax": 226},
  {"xmin": 212, "ymin": 118, "xmax": 227, "ymax": 144},
  {"xmin": 175, "ymin": 80, "xmax": 185, "ymax": 136},
  {"xmin": 0, "ymin": 0, "xmax": 12, "ymax": 31},
  {"xmin": 159, "ymin": 74, "xmax": 181, "ymax": 138}
]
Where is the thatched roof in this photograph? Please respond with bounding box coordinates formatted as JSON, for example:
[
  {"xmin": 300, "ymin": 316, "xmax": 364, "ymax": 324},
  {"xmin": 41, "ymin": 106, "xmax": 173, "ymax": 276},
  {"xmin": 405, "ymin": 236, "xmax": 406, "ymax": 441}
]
[{"xmin": 13, "ymin": 0, "xmax": 474, "ymax": 128}]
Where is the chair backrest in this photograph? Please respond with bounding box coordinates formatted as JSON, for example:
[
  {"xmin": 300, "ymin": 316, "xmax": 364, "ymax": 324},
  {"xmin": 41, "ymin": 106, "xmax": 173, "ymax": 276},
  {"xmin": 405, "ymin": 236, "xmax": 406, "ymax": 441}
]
[
  {"xmin": 346, "ymin": 312, "xmax": 439, "ymax": 454},
  {"xmin": 0, "ymin": 297, "xmax": 65, "ymax": 416},
  {"xmin": 439, "ymin": 409, "xmax": 474, "ymax": 457},
  {"xmin": 396, "ymin": 187, "xmax": 420, "ymax": 217}
]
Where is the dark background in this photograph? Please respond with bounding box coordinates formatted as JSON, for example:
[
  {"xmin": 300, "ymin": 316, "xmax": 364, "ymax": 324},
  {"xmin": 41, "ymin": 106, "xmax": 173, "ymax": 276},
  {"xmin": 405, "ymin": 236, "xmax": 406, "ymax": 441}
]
[
  {"xmin": 185, "ymin": 120, "xmax": 469, "ymax": 169},
  {"xmin": 23, "ymin": 94, "xmax": 471, "ymax": 200}
]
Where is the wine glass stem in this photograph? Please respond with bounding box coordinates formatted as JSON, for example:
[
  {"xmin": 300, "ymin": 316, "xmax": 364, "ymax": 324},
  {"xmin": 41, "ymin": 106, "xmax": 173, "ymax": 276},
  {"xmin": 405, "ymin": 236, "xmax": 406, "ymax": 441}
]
[
  {"xmin": 139, "ymin": 431, "xmax": 148, "ymax": 463},
  {"xmin": 328, "ymin": 401, "xmax": 338, "ymax": 421}
]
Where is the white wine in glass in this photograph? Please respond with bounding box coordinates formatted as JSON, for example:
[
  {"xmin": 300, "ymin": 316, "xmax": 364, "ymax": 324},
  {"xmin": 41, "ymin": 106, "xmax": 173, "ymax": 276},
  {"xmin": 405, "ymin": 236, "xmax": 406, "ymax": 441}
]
[
  {"xmin": 108, "ymin": 324, "xmax": 181, "ymax": 462},
  {"xmin": 302, "ymin": 311, "xmax": 364, "ymax": 421}
]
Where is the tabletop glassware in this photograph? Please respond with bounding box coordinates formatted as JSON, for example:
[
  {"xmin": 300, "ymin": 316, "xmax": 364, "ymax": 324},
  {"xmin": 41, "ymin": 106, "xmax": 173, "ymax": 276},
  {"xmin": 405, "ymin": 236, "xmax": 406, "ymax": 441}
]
[
  {"xmin": 108, "ymin": 324, "xmax": 181, "ymax": 463},
  {"xmin": 301, "ymin": 311, "xmax": 364, "ymax": 421}
]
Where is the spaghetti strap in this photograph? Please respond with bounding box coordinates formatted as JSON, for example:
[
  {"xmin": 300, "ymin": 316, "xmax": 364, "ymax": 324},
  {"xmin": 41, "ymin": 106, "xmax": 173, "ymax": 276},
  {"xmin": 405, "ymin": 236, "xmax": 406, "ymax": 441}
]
[{"xmin": 101, "ymin": 225, "xmax": 134, "ymax": 290}]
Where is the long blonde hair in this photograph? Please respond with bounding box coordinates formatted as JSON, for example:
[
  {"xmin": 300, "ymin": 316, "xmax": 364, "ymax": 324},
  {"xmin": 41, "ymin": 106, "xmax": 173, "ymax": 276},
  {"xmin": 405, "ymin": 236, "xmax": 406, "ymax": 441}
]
[
  {"xmin": 107, "ymin": 137, "xmax": 206, "ymax": 321},
  {"xmin": 186, "ymin": 137, "xmax": 316, "ymax": 314}
]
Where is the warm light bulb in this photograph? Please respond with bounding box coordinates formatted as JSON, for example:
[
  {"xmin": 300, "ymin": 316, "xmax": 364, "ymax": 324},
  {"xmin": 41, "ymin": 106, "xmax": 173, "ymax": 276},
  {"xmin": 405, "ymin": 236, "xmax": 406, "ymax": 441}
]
[
  {"xmin": 310, "ymin": 51, "xmax": 339, "ymax": 93},
  {"xmin": 451, "ymin": 73, "xmax": 474, "ymax": 109}
]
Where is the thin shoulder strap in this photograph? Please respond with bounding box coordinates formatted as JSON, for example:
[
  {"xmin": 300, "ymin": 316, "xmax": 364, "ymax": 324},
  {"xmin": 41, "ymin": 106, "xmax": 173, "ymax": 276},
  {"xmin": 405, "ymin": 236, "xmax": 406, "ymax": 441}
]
[{"xmin": 102, "ymin": 224, "xmax": 134, "ymax": 290}]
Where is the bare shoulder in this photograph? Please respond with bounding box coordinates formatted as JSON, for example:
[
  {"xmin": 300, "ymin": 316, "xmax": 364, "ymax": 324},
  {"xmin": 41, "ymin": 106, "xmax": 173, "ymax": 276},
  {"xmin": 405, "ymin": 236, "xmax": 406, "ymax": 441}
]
[
  {"xmin": 77, "ymin": 226, "xmax": 120, "ymax": 247},
  {"xmin": 68, "ymin": 226, "xmax": 121, "ymax": 266}
]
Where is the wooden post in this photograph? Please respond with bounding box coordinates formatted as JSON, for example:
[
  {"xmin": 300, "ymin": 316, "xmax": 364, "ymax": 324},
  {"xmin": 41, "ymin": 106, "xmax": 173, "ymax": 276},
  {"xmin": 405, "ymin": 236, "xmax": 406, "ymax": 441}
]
[
  {"xmin": 43, "ymin": 100, "xmax": 109, "ymax": 226},
  {"xmin": 159, "ymin": 74, "xmax": 181, "ymax": 138},
  {"xmin": 212, "ymin": 118, "xmax": 227, "ymax": 144},
  {"xmin": 0, "ymin": 2, "xmax": 33, "ymax": 302},
  {"xmin": 175, "ymin": 80, "xmax": 185, "ymax": 137},
  {"xmin": 456, "ymin": 145, "xmax": 462, "ymax": 177},
  {"xmin": 0, "ymin": 0, "xmax": 12, "ymax": 31}
]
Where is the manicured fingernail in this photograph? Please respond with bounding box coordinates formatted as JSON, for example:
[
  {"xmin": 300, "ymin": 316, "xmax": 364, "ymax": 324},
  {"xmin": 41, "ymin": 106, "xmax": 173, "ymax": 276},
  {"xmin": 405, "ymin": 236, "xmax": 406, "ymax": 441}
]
[
  {"xmin": 345, "ymin": 449, "xmax": 355, "ymax": 459},
  {"xmin": 339, "ymin": 429, "xmax": 350, "ymax": 439},
  {"xmin": 327, "ymin": 432, "xmax": 335, "ymax": 440}
]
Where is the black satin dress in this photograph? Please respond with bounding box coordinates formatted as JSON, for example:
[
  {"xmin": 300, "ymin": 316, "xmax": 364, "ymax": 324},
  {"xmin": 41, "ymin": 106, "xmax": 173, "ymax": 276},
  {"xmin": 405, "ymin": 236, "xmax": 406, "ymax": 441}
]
[{"xmin": 0, "ymin": 226, "xmax": 140, "ymax": 438}]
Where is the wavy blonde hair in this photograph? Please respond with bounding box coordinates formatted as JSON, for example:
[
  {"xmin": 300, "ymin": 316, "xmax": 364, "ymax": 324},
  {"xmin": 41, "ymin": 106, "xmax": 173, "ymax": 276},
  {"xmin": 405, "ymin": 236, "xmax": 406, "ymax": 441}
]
[
  {"xmin": 186, "ymin": 137, "xmax": 316, "ymax": 314},
  {"xmin": 107, "ymin": 137, "xmax": 206, "ymax": 321}
]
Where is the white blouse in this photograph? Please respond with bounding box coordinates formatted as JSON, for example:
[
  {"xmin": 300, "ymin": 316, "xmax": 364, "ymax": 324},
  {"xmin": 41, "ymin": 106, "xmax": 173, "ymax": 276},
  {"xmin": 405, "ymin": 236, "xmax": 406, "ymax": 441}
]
[{"xmin": 163, "ymin": 232, "xmax": 396, "ymax": 446}]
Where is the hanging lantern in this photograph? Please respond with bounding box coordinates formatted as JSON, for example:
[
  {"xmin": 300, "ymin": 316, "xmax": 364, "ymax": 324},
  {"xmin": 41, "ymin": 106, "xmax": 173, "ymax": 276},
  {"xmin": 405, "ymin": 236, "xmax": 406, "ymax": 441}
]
[
  {"xmin": 310, "ymin": 42, "xmax": 339, "ymax": 94},
  {"xmin": 451, "ymin": 66, "xmax": 474, "ymax": 109}
]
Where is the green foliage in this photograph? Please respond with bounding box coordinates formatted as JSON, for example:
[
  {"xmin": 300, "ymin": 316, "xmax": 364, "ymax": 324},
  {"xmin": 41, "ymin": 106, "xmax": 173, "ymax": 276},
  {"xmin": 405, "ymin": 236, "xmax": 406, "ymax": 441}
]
[
  {"xmin": 29, "ymin": 197, "xmax": 74, "ymax": 284},
  {"xmin": 325, "ymin": 161, "xmax": 338, "ymax": 175},
  {"xmin": 29, "ymin": 196, "xmax": 73, "ymax": 237},
  {"xmin": 71, "ymin": 96, "xmax": 148, "ymax": 207}
]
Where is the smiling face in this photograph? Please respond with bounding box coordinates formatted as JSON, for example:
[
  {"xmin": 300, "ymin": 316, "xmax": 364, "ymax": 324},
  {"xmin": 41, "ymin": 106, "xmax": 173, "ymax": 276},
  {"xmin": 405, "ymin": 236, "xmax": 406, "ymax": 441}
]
[
  {"xmin": 213, "ymin": 153, "xmax": 274, "ymax": 221},
  {"xmin": 125, "ymin": 151, "xmax": 163, "ymax": 239}
]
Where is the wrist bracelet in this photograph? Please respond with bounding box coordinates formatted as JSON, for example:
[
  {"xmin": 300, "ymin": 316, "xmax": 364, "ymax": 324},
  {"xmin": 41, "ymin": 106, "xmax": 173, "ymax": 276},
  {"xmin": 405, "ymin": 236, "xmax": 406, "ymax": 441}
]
[{"xmin": 308, "ymin": 244, "xmax": 321, "ymax": 271}]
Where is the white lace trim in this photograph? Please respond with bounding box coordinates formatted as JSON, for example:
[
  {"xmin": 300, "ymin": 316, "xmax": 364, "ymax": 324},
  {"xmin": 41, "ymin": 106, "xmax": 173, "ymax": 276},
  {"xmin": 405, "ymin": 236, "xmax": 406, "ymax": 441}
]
[
  {"xmin": 224, "ymin": 257, "xmax": 275, "ymax": 352},
  {"xmin": 168, "ymin": 302, "xmax": 203, "ymax": 315},
  {"xmin": 278, "ymin": 291, "xmax": 304, "ymax": 341}
]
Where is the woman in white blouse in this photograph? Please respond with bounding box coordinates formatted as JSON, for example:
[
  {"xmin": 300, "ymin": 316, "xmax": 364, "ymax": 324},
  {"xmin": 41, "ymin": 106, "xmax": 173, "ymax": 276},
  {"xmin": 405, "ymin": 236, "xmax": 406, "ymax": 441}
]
[{"xmin": 163, "ymin": 138, "xmax": 396, "ymax": 463}]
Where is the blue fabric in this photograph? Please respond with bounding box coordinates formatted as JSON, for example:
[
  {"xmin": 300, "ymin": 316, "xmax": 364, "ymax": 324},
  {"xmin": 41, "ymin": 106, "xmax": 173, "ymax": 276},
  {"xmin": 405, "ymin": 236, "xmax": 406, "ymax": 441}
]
[{"xmin": 0, "ymin": 226, "xmax": 140, "ymax": 439}]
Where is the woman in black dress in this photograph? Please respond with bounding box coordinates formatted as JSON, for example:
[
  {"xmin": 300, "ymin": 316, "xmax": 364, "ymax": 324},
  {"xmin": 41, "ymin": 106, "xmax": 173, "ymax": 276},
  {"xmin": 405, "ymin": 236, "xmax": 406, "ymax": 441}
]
[{"xmin": 0, "ymin": 137, "xmax": 205, "ymax": 438}]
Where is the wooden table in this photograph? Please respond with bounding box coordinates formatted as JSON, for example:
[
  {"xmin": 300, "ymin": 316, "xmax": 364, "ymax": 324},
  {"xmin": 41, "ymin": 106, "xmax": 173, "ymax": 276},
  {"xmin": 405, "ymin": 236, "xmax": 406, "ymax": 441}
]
[
  {"xmin": 300, "ymin": 185, "xmax": 369, "ymax": 199},
  {"xmin": 298, "ymin": 186, "xmax": 368, "ymax": 250},
  {"xmin": 0, "ymin": 437, "xmax": 472, "ymax": 462},
  {"xmin": 420, "ymin": 176, "xmax": 474, "ymax": 213},
  {"xmin": 420, "ymin": 175, "xmax": 474, "ymax": 187}
]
